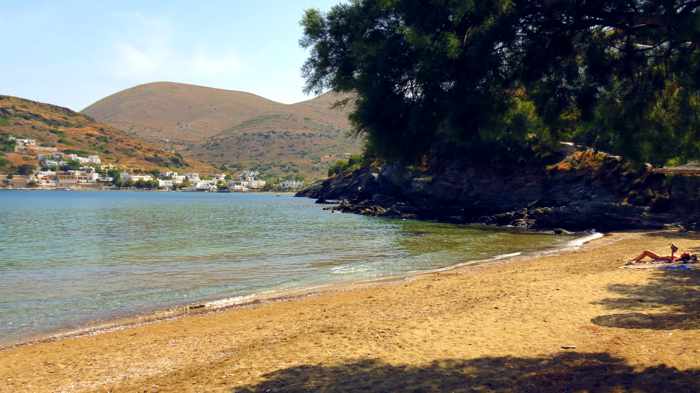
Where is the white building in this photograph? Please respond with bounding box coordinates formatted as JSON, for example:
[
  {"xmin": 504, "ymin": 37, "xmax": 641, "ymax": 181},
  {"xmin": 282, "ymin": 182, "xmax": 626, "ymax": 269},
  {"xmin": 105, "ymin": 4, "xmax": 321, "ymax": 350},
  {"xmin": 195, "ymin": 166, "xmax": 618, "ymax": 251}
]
[
  {"xmin": 40, "ymin": 159, "xmax": 60, "ymax": 169},
  {"xmin": 279, "ymin": 180, "xmax": 304, "ymax": 190},
  {"xmin": 122, "ymin": 173, "xmax": 154, "ymax": 183},
  {"xmin": 33, "ymin": 170, "xmax": 57, "ymax": 187},
  {"xmin": 39, "ymin": 153, "xmax": 65, "ymax": 168},
  {"xmin": 172, "ymin": 175, "xmax": 186, "ymax": 185},
  {"xmin": 242, "ymin": 179, "xmax": 266, "ymax": 189},
  {"xmin": 66, "ymin": 154, "xmax": 101, "ymax": 165},
  {"xmin": 195, "ymin": 180, "xmax": 217, "ymax": 192},
  {"xmin": 239, "ymin": 171, "xmax": 266, "ymax": 189},
  {"xmin": 229, "ymin": 182, "xmax": 249, "ymax": 192},
  {"xmin": 158, "ymin": 179, "xmax": 174, "ymax": 189},
  {"xmin": 12, "ymin": 138, "xmax": 37, "ymax": 151},
  {"xmin": 185, "ymin": 173, "xmax": 200, "ymax": 182}
]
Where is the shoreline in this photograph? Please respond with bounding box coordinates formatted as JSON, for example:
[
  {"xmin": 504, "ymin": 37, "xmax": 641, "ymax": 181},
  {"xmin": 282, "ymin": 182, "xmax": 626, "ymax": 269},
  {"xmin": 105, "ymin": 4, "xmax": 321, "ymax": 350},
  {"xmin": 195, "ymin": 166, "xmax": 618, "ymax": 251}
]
[
  {"xmin": 2, "ymin": 229, "xmax": 699, "ymax": 392},
  {"xmin": 0, "ymin": 230, "xmax": 604, "ymax": 351},
  {"xmin": 0, "ymin": 187, "xmax": 297, "ymax": 194}
]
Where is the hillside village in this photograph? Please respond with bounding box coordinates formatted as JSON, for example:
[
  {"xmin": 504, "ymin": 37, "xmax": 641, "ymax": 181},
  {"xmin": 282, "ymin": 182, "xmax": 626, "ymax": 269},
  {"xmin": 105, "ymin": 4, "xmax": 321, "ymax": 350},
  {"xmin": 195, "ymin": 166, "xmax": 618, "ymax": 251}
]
[{"xmin": 0, "ymin": 135, "xmax": 304, "ymax": 192}]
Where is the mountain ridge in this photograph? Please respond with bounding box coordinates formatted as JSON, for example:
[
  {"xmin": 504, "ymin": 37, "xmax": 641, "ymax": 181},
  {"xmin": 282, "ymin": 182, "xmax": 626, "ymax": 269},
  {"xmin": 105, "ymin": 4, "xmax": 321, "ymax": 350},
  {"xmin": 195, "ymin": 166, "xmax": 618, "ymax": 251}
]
[{"xmin": 82, "ymin": 81, "xmax": 362, "ymax": 179}]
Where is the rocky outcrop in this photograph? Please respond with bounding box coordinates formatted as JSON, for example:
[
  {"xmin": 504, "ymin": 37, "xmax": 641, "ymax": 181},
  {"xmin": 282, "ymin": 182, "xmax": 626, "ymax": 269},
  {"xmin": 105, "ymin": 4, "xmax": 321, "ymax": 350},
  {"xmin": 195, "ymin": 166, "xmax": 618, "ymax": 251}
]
[{"xmin": 298, "ymin": 150, "xmax": 700, "ymax": 231}]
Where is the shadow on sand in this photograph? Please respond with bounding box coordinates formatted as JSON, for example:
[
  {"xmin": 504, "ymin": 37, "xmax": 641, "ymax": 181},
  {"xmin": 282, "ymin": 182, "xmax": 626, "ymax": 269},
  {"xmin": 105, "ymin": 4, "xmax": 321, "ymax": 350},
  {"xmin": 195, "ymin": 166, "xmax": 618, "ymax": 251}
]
[
  {"xmin": 233, "ymin": 352, "xmax": 700, "ymax": 392},
  {"xmin": 592, "ymin": 233, "xmax": 700, "ymax": 330}
]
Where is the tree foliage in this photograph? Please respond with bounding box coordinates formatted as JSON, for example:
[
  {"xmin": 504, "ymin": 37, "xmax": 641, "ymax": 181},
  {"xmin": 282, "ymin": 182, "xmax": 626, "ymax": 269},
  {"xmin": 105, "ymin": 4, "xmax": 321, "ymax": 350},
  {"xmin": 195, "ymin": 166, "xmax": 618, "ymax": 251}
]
[
  {"xmin": 328, "ymin": 154, "xmax": 365, "ymax": 176},
  {"xmin": 16, "ymin": 164, "xmax": 35, "ymax": 176},
  {"xmin": 0, "ymin": 134, "xmax": 16, "ymax": 153},
  {"xmin": 301, "ymin": 0, "xmax": 700, "ymax": 165}
]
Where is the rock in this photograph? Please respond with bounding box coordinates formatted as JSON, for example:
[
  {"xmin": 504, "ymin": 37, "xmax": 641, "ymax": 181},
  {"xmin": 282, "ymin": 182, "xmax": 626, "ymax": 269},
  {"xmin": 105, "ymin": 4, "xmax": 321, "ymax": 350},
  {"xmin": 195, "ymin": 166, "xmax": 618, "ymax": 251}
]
[
  {"xmin": 296, "ymin": 148, "xmax": 700, "ymax": 231},
  {"xmin": 553, "ymin": 228, "xmax": 574, "ymax": 235}
]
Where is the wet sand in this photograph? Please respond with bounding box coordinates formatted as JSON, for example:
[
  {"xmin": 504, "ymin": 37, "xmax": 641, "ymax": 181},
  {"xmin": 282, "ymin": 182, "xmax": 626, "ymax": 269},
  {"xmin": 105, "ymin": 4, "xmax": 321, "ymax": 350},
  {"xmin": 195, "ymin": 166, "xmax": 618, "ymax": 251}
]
[{"xmin": 2, "ymin": 231, "xmax": 700, "ymax": 392}]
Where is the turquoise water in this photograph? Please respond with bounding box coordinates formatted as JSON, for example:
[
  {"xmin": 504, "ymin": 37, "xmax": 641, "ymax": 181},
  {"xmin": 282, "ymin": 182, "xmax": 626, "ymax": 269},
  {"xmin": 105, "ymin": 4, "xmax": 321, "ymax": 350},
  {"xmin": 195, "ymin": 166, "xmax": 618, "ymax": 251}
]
[{"xmin": 0, "ymin": 191, "xmax": 571, "ymax": 346}]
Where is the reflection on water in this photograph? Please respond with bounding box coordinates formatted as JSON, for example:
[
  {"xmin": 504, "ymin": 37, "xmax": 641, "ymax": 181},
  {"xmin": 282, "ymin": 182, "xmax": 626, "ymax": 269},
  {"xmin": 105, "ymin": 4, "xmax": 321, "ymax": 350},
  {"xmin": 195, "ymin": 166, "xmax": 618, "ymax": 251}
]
[{"xmin": 0, "ymin": 191, "xmax": 571, "ymax": 345}]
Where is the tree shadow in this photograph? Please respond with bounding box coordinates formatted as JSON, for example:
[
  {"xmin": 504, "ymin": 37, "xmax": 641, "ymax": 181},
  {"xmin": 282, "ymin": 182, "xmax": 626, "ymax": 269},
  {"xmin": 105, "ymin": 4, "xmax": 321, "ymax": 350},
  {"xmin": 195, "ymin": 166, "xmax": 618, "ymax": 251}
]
[
  {"xmin": 592, "ymin": 266, "xmax": 700, "ymax": 329},
  {"xmin": 233, "ymin": 352, "xmax": 700, "ymax": 393},
  {"xmin": 642, "ymin": 230, "xmax": 700, "ymax": 242}
]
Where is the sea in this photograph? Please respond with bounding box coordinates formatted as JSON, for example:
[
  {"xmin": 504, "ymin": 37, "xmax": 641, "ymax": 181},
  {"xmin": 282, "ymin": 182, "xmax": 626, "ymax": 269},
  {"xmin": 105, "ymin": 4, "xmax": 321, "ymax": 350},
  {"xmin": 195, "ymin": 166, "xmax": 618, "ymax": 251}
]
[{"xmin": 0, "ymin": 190, "xmax": 575, "ymax": 346}]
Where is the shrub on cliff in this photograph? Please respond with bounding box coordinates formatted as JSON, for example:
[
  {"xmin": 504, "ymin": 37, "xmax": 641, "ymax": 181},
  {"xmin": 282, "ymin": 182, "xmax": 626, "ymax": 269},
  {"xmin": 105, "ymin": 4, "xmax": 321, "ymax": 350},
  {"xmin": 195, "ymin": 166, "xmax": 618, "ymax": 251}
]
[
  {"xmin": 328, "ymin": 154, "xmax": 365, "ymax": 177},
  {"xmin": 301, "ymin": 1, "xmax": 700, "ymax": 166}
]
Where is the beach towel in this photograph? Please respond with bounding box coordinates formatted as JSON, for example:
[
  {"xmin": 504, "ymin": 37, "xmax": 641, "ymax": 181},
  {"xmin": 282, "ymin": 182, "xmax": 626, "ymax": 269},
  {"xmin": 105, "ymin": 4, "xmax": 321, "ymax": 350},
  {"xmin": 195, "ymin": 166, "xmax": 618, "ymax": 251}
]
[{"xmin": 620, "ymin": 262, "xmax": 699, "ymax": 270}]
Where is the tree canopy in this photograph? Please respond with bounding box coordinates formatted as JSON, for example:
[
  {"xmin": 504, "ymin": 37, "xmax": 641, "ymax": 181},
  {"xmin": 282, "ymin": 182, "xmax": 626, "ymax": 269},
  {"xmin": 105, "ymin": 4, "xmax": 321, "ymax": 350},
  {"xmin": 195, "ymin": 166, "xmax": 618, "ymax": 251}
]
[{"xmin": 301, "ymin": 0, "xmax": 700, "ymax": 165}]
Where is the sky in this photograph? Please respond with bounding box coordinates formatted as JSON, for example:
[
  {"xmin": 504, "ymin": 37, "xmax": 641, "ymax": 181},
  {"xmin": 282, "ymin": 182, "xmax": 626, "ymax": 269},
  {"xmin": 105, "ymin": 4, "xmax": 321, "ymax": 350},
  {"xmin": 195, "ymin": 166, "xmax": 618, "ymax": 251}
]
[{"xmin": 0, "ymin": 0, "xmax": 343, "ymax": 111}]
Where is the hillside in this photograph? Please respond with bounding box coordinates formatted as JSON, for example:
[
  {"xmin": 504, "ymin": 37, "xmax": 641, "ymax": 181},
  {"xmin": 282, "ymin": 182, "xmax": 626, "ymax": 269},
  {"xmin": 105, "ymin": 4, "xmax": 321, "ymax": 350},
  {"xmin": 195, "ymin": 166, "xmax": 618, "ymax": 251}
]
[
  {"xmin": 0, "ymin": 95, "xmax": 213, "ymax": 174},
  {"xmin": 83, "ymin": 82, "xmax": 362, "ymax": 179}
]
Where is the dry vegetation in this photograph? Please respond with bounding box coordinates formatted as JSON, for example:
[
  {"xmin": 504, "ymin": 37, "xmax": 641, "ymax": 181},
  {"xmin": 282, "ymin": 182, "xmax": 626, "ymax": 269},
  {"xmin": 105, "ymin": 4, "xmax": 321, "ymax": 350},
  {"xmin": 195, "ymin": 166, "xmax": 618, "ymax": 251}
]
[
  {"xmin": 0, "ymin": 95, "xmax": 214, "ymax": 173},
  {"xmin": 83, "ymin": 82, "xmax": 362, "ymax": 179}
]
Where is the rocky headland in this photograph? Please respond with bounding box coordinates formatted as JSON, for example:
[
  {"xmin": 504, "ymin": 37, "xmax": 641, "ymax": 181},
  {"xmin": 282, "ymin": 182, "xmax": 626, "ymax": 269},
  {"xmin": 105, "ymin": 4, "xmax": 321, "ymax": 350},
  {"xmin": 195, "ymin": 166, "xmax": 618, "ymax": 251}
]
[{"xmin": 297, "ymin": 148, "xmax": 700, "ymax": 232}]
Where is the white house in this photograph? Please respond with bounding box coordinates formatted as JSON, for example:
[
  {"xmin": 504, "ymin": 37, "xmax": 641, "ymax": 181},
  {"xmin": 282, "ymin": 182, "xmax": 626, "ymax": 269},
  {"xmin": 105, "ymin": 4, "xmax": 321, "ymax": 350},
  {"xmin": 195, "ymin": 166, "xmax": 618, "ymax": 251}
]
[
  {"xmin": 123, "ymin": 173, "xmax": 154, "ymax": 183},
  {"xmin": 172, "ymin": 175, "xmax": 186, "ymax": 185},
  {"xmin": 13, "ymin": 138, "xmax": 37, "ymax": 152},
  {"xmin": 229, "ymin": 182, "xmax": 249, "ymax": 192},
  {"xmin": 66, "ymin": 154, "xmax": 101, "ymax": 165},
  {"xmin": 185, "ymin": 173, "xmax": 200, "ymax": 182},
  {"xmin": 40, "ymin": 159, "xmax": 60, "ymax": 169},
  {"xmin": 239, "ymin": 171, "xmax": 266, "ymax": 189},
  {"xmin": 158, "ymin": 179, "xmax": 174, "ymax": 189},
  {"xmin": 280, "ymin": 180, "xmax": 304, "ymax": 190},
  {"xmin": 242, "ymin": 179, "xmax": 266, "ymax": 189},
  {"xmin": 34, "ymin": 170, "xmax": 57, "ymax": 186},
  {"xmin": 195, "ymin": 180, "xmax": 217, "ymax": 192}
]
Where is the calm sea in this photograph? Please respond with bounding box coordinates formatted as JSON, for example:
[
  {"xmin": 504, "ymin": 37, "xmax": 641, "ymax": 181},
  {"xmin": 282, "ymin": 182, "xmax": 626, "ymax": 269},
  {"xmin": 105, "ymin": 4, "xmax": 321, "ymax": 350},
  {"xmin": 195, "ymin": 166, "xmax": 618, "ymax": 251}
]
[{"xmin": 0, "ymin": 191, "xmax": 572, "ymax": 346}]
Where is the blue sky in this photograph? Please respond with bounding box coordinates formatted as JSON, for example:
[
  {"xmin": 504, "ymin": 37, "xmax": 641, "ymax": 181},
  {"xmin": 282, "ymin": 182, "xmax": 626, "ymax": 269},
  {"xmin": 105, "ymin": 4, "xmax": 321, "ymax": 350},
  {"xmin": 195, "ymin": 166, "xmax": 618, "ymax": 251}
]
[{"xmin": 0, "ymin": 0, "xmax": 343, "ymax": 111}]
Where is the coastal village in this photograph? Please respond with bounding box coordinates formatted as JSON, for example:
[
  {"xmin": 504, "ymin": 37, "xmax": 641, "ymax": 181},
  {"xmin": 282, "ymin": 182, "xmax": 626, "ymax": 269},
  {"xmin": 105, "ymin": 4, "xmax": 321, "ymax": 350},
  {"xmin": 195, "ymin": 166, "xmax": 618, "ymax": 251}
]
[{"xmin": 0, "ymin": 135, "xmax": 305, "ymax": 192}]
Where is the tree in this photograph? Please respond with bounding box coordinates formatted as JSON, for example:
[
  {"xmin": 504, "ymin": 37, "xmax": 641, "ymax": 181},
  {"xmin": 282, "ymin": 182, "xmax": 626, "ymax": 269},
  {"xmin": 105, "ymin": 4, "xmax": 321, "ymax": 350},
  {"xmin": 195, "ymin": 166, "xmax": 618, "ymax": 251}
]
[
  {"xmin": 179, "ymin": 178, "xmax": 192, "ymax": 189},
  {"xmin": 0, "ymin": 135, "xmax": 16, "ymax": 152},
  {"xmin": 301, "ymin": 1, "xmax": 700, "ymax": 165},
  {"xmin": 61, "ymin": 160, "xmax": 81, "ymax": 171},
  {"xmin": 107, "ymin": 169, "xmax": 122, "ymax": 185},
  {"xmin": 16, "ymin": 164, "xmax": 35, "ymax": 176}
]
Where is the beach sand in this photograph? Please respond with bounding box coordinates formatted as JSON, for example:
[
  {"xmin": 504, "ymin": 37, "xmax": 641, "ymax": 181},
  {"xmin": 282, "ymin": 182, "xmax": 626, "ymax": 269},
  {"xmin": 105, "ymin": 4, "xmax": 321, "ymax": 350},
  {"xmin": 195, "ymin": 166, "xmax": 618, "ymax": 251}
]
[{"xmin": 2, "ymin": 231, "xmax": 700, "ymax": 392}]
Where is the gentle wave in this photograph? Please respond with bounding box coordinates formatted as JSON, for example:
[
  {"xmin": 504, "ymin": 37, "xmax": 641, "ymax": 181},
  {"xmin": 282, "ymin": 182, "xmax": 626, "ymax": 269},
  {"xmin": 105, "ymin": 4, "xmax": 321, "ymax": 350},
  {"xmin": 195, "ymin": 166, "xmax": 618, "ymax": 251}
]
[{"xmin": 0, "ymin": 191, "xmax": 575, "ymax": 346}]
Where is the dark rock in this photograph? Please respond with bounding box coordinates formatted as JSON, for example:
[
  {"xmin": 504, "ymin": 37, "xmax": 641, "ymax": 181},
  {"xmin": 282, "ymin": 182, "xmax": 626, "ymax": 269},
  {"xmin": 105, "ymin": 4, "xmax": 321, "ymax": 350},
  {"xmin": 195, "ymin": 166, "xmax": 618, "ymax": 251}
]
[{"xmin": 296, "ymin": 149, "xmax": 700, "ymax": 231}]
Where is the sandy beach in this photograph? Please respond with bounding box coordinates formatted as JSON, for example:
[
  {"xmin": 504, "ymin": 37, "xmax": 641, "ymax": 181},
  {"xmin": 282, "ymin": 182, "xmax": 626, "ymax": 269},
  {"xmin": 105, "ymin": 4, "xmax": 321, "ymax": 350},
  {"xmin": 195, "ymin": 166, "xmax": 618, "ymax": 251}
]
[{"xmin": 2, "ymin": 230, "xmax": 700, "ymax": 392}]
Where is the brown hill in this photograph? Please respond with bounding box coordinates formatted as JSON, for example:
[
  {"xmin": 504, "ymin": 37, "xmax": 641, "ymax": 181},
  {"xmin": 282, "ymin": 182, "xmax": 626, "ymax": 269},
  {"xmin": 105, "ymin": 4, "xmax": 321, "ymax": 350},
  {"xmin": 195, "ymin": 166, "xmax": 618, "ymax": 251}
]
[
  {"xmin": 0, "ymin": 95, "xmax": 214, "ymax": 174},
  {"xmin": 83, "ymin": 82, "xmax": 362, "ymax": 179}
]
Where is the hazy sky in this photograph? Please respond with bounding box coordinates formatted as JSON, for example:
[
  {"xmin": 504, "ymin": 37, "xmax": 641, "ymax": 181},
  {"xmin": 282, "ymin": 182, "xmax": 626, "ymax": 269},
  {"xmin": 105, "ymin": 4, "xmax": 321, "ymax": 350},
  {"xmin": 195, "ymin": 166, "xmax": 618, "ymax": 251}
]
[{"xmin": 1, "ymin": 0, "xmax": 343, "ymax": 111}]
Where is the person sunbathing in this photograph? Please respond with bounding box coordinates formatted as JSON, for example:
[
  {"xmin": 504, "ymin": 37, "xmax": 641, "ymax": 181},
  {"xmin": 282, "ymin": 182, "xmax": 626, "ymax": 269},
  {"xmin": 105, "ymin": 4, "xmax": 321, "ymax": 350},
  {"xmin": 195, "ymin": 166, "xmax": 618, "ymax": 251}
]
[{"xmin": 628, "ymin": 244, "xmax": 698, "ymax": 264}]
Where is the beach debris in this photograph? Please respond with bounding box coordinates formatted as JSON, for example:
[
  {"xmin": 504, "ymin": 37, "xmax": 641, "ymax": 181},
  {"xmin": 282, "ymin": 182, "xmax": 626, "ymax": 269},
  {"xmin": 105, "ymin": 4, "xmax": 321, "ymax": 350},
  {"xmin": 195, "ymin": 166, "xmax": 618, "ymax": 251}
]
[{"xmin": 561, "ymin": 344, "xmax": 577, "ymax": 350}]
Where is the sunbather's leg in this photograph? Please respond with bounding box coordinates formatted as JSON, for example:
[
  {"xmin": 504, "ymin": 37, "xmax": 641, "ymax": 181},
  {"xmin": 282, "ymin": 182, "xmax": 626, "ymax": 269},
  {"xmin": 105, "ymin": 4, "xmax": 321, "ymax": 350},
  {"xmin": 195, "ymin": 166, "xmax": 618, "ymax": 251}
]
[{"xmin": 632, "ymin": 250, "xmax": 664, "ymax": 262}]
